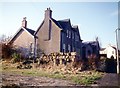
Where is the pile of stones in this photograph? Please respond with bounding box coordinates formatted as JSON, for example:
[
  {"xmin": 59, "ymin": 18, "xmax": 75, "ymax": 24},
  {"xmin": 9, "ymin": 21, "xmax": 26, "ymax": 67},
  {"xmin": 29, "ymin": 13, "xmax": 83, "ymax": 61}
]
[{"xmin": 38, "ymin": 52, "xmax": 82, "ymax": 68}]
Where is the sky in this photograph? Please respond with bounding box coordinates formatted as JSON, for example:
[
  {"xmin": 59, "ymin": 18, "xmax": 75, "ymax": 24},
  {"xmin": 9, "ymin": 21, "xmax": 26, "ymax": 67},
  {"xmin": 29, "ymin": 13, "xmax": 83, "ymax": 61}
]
[{"xmin": 0, "ymin": 1, "xmax": 119, "ymax": 49}]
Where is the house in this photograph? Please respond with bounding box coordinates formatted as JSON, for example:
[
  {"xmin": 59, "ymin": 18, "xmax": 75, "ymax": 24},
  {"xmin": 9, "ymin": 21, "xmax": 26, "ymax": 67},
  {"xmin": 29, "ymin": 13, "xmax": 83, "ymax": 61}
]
[
  {"xmin": 8, "ymin": 8, "xmax": 104, "ymax": 63},
  {"xmin": 34, "ymin": 8, "xmax": 82, "ymax": 57},
  {"xmin": 82, "ymin": 41, "xmax": 100, "ymax": 61},
  {"xmin": 9, "ymin": 17, "xmax": 35, "ymax": 58},
  {"xmin": 100, "ymin": 45, "xmax": 118, "ymax": 59}
]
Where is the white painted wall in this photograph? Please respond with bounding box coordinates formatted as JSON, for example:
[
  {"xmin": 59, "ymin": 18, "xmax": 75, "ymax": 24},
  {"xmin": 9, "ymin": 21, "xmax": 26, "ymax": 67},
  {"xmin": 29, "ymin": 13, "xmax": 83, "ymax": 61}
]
[{"xmin": 106, "ymin": 46, "xmax": 116, "ymax": 59}]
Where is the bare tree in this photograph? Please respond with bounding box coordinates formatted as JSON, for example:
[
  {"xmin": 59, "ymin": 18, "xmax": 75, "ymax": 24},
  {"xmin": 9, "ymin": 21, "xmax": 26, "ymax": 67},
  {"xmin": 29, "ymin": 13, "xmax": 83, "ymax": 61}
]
[{"xmin": 0, "ymin": 34, "xmax": 12, "ymax": 44}]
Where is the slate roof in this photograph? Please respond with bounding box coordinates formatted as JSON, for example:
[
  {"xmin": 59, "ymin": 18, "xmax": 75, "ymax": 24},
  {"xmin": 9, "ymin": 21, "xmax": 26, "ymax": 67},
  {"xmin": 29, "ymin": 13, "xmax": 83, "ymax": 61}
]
[
  {"xmin": 72, "ymin": 25, "xmax": 78, "ymax": 29},
  {"xmin": 57, "ymin": 19, "xmax": 70, "ymax": 29},
  {"xmin": 51, "ymin": 18, "xmax": 63, "ymax": 29},
  {"xmin": 51, "ymin": 18, "xmax": 71, "ymax": 30},
  {"xmin": 59, "ymin": 19, "xmax": 70, "ymax": 22},
  {"xmin": 82, "ymin": 41, "xmax": 100, "ymax": 49},
  {"xmin": 26, "ymin": 28, "xmax": 35, "ymax": 36},
  {"xmin": 35, "ymin": 16, "xmax": 80, "ymax": 35},
  {"xmin": 100, "ymin": 48, "xmax": 106, "ymax": 51},
  {"xmin": 83, "ymin": 41, "xmax": 98, "ymax": 45},
  {"xmin": 52, "ymin": 18, "xmax": 79, "ymax": 32}
]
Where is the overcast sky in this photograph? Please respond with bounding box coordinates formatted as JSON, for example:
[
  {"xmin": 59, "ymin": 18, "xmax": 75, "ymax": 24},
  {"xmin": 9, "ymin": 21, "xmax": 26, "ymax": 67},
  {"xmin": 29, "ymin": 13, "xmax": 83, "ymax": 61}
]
[{"xmin": 0, "ymin": 1, "xmax": 119, "ymax": 48}]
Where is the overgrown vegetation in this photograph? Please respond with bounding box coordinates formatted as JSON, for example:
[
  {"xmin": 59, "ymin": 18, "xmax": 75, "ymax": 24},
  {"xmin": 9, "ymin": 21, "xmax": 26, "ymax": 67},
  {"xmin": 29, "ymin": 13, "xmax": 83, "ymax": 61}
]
[
  {"xmin": 2, "ymin": 60, "xmax": 103, "ymax": 85},
  {"xmin": 11, "ymin": 52, "xmax": 21, "ymax": 63},
  {"xmin": 97, "ymin": 57, "xmax": 118, "ymax": 73},
  {"xmin": 1, "ymin": 43, "xmax": 13, "ymax": 59}
]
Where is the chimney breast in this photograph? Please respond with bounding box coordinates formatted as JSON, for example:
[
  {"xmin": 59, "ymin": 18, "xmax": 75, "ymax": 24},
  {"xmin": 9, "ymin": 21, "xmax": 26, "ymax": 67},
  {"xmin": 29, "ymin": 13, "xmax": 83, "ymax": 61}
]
[
  {"xmin": 45, "ymin": 8, "xmax": 52, "ymax": 19},
  {"xmin": 22, "ymin": 17, "xmax": 27, "ymax": 28}
]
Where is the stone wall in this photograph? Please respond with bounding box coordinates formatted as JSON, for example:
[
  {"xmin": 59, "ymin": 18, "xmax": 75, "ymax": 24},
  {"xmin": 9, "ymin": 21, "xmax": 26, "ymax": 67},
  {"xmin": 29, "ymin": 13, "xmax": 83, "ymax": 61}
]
[{"xmin": 38, "ymin": 52, "xmax": 82, "ymax": 68}]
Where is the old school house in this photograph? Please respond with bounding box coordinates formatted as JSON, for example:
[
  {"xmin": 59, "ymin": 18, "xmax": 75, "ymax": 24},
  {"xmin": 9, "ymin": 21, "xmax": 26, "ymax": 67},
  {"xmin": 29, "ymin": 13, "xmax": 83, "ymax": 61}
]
[{"xmin": 9, "ymin": 8, "xmax": 100, "ymax": 60}]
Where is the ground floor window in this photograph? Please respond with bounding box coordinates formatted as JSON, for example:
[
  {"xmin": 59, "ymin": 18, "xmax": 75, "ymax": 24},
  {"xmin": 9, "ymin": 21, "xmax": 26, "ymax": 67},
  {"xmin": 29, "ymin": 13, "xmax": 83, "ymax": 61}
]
[
  {"xmin": 68, "ymin": 44, "xmax": 71, "ymax": 52},
  {"xmin": 63, "ymin": 44, "xmax": 66, "ymax": 53}
]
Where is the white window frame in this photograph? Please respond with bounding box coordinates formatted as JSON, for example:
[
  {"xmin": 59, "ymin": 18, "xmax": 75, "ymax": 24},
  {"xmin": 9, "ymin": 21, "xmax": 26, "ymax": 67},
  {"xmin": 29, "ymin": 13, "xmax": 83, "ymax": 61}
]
[
  {"xmin": 63, "ymin": 44, "xmax": 66, "ymax": 53},
  {"xmin": 72, "ymin": 32, "xmax": 74, "ymax": 39},
  {"xmin": 68, "ymin": 44, "xmax": 71, "ymax": 52},
  {"xmin": 67, "ymin": 30, "xmax": 69, "ymax": 37},
  {"xmin": 69, "ymin": 31, "xmax": 71, "ymax": 38}
]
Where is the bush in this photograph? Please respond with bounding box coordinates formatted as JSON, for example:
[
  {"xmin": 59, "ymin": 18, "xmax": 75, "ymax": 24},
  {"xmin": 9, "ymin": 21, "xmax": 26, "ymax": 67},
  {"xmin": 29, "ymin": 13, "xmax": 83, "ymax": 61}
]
[
  {"xmin": 11, "ymin": 53, "xmax": 21, "ymax": 63},
  {"xmin": 97, "ymin": 57, "xmax": 117, "ymax": 73},
  {"xmin": 1, "ymin": 43, "xmax": 13, "ymax": 59},
  {"xmin": 105, "ymin": 58, "xmax": 117, "ymax": 73}
]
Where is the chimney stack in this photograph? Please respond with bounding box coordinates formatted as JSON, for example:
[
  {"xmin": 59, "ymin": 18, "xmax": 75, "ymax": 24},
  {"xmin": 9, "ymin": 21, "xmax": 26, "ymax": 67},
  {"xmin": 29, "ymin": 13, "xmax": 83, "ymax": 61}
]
[
  {"xmin": 22, "ymin": 17, "xmax": 27, "ymax": 28},
  {"xmin": 45, "ymin": 8, "xmax": 52, "ymax": 19}
]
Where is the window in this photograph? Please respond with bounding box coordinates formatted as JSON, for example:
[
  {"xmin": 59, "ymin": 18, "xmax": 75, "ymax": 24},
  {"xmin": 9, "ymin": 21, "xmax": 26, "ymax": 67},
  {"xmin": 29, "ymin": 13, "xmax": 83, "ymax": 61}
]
[
  {"xmin": 112, "ymin": 51, "xmax": 114, "ymax": 54},
  {"xmin": 68, "ymin": 44, "xmax": 71, "ymax": 52},
  {"xmin": 75, "ymin": 34, "xmax": 79, "ymax": 41},
  {"xmin": 67, "ymin": 30, "xmax": 69, "ymax": 37},
  {"xmin": 30, "ymin": 43, "xmax": 34, "ymax": 54},
  {"xmin": 63, "ymin": 44, "xmax": 66, "ymax": 53},
  {"xmin": 73, "ymin": 47, "xmax": 75, "ymax": 52},
  {"xmin": 69, "ymin": 31, "xmax": 71, "ymax": 38},
  {"xmin": 72, "ymin": 32, "xmax": 74, "ymax": 39}
]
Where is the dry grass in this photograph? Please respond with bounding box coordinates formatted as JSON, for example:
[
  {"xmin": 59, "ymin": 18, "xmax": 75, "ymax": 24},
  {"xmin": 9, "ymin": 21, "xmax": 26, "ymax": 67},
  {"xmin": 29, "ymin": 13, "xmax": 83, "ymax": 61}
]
[{"xmin": 1, "ymin": 60, "xmax": 104, "ymax": 85}]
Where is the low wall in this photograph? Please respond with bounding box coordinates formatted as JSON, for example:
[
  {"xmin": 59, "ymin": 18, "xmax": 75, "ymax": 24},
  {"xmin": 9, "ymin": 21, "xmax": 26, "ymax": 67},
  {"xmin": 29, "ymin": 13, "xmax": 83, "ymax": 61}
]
[{"xmin": 38, "ymin": 52, "xmax": 82, "ymax": 67}]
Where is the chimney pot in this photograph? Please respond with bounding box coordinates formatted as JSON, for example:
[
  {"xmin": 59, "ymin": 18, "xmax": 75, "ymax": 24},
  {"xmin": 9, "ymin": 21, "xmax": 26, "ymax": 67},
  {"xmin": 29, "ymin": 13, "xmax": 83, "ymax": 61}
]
[
  {"xmin": 45, "ymin": 8, "xmax": 52, "ymax": 19},
  {"xmin": 22, "ymin": 17, "xmax": 27, "ymax": 28}
]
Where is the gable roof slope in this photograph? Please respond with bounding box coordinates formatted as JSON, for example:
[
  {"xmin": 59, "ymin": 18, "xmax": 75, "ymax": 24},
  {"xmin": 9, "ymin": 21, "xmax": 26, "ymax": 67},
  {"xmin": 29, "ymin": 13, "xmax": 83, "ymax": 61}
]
[{"xmin": 8, "ymin": 27, "xmax": 35, "ymax": 44}]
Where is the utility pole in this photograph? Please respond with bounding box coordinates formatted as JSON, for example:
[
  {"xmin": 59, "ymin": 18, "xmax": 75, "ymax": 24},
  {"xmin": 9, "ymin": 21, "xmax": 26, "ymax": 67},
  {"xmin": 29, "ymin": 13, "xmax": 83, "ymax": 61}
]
[{"xmin": 116, "ymin": 28, "xmax": 120, "ymax": 74}]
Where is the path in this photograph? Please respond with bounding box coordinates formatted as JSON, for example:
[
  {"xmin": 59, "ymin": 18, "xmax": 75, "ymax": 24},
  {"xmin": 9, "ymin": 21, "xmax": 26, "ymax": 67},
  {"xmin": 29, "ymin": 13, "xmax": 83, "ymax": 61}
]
[{"xmin": 1, "ymin": 73, "xmax": 77, "ymax": 87}]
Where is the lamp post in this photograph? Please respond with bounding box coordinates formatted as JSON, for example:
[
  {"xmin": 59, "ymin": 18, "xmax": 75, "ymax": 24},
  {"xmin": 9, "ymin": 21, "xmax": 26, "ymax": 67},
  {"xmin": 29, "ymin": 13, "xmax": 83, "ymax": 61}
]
[{"xmin": 116, "ymin": 28, "xmax": 120, "ymax": 74}]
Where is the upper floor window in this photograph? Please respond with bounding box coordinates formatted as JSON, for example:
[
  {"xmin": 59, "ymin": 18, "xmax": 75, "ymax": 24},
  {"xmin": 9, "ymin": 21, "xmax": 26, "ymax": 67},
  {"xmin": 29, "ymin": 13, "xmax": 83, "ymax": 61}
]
[
  {"xmin": 73, "ymin": 47, "xmax": 75, "ymax": 52},
  {"xmin": 112, "ymin": 51, "xmax": 114, "ymax": 54},
  {"xmin": 63, "ymin": 44, "xmax": 66, "ymax": 53},
  {"xmin": 63, "ymin": 44, "xmax": 66, "ymax": 49},
  {"xmin": 67, "ymin": 30, "xmax": 69, "ymax": 37},
  {"xmin": 75, "ymin": 34, "xmax": 79, "ymax": 41},
  {"xmin": 69, "ymin": 31, "xmax": 71, "ymax": 38},
  {"xmin": 72, "ymin": 32, "xmax": 74, "ymax": 39},
  {"xmin": 68, "ymin": 44, "xmax": 71, "ymax": 52}
]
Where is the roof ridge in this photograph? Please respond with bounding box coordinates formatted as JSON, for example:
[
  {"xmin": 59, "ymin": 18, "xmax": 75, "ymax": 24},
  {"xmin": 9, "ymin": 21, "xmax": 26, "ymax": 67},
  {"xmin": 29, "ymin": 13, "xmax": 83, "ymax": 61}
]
[{"xmin": 58, "ymin": 18, "xmax": 70, "ymax": 22}]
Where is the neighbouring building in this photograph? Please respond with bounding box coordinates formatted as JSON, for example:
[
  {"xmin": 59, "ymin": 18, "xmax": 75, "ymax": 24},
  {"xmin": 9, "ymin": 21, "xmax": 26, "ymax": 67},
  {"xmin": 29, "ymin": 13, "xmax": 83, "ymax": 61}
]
[
  {"xmin": 9, "ymin": 17, "xmax": 35, "ymax": 58},
  {"xmin": 82, "ymin": 41, "xmax": 100, "ymax": 61},
  {"xmin": 100, "ymin": 44, "xmax": 120, "ymax": 59},
  {"xmin": 34, "ymin": 8, "xmax": 82, "ymax": 57}
]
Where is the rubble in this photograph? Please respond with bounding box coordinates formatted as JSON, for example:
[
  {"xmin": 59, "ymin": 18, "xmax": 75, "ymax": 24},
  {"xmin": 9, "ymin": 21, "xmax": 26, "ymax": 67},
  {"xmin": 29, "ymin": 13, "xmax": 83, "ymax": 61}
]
[{"xmin": 36, "ymin": 52, "xmax": 84, "ymax": 73}]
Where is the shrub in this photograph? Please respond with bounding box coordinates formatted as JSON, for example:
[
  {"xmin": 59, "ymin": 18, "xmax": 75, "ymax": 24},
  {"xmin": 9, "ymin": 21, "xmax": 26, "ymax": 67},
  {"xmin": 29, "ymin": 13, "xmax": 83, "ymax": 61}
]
[
  {"xmin": 1, "ymin": 43, "xmax": 13, "ymax": 59},
  {"xmin": 11, "ymin": 52, "xmax": 21, "ymax": 63},
  {"xmin": 105, "ymin": 58, "xmax": 117, "ymax": 73}
]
